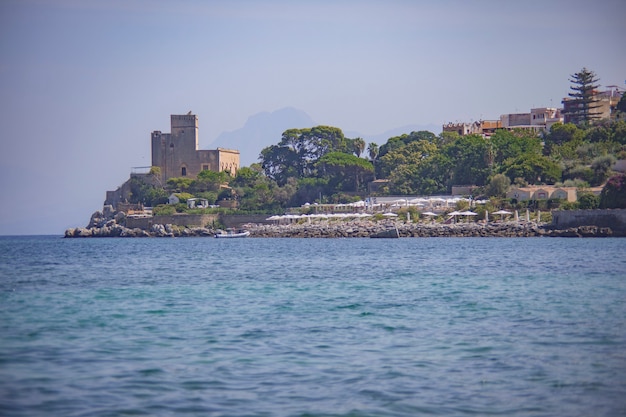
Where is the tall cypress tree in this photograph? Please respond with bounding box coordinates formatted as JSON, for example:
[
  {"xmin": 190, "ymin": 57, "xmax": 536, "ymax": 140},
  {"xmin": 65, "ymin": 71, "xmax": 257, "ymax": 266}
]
[{"xmin": 563, "ymin": 68, "xmax": 602, "ymax": 126}]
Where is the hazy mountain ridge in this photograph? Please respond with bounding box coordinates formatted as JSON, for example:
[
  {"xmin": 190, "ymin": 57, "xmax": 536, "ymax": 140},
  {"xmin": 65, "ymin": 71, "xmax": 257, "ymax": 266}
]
[
  {"xmin": 209, "ymin": 107, "xmax": 441, "ymax": 167},
  {"xmin": 209, "ymin": 107, "xmax": 316, "ymax": 167}
]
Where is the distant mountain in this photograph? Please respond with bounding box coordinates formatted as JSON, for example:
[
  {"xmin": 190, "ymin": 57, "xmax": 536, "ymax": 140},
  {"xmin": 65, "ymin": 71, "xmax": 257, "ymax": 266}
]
[
  {"xmin": 208, "ymin": 107, "xmax": 316, "ymax": 167},
  {"xmin": 209, "ymin": 107, "xmax": 442, "ymax": 167}
]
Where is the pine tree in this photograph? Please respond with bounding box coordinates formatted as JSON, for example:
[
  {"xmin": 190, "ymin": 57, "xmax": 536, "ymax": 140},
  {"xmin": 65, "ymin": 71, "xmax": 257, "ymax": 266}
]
[{"xmin": 563, "ymin": 68, "xmax": 602, "ymax": 126}]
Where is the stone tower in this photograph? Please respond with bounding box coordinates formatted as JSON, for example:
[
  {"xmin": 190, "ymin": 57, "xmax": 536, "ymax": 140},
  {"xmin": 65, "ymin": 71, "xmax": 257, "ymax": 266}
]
[{"xmin": 151, "ymin": 113, "xmax": 239, "ymax": 183}]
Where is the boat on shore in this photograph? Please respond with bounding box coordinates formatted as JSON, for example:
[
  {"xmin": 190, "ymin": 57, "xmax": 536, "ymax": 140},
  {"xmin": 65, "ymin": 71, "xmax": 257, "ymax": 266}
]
[{"xmin": 214, "ymin": 228, "xmax": 250, "ymax": 238}]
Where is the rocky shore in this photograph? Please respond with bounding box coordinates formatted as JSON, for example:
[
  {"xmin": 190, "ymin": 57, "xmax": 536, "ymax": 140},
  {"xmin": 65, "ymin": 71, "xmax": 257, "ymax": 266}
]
[
  {"xmin": 246, "ymin": 221, "xmax": 614, "ymax": 238},
  {"xmin": 65, "ymin": 210, "xmax": 616, "ymax": 238}
]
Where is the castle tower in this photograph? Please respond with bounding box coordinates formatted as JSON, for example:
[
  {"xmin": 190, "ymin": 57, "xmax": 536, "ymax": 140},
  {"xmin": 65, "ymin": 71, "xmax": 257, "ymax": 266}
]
[
  {"xmin": 170, "ymin": 114, "xmax": 199, "ymax": 152},
  {"xmin": 151, "ymin": 113, "xmax": 239, "ymax": 184}
]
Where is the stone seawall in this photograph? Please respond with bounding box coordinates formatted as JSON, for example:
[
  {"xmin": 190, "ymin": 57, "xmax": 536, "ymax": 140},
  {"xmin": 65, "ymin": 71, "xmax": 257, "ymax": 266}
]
[
  {"xmin": 220, "ymin": 214, "xmax": 273, "ymax": 228},
  {"xmin": 552, "ymin": 209, "xmax": 626, "ymax": 233},
  {"xmin": 125, "ymin": 214, "xmax": 219, "ymax": 229}
]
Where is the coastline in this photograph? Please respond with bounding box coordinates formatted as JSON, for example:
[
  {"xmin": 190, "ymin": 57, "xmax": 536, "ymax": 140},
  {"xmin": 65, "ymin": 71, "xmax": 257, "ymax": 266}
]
[{"xmin": 64, "ymin": 218, "xmax": 616, "ymax": 238}]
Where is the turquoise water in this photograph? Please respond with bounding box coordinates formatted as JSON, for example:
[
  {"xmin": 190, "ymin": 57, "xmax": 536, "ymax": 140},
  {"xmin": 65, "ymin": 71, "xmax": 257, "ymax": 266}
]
[{"xmin": 1, "ymin": 236, "xmax": 625, "ymax": 416}]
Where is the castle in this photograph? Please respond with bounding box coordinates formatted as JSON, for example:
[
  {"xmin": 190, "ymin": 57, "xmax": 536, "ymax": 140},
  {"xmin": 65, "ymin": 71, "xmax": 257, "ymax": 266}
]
[
  {"xmin": 105, "ymin": 113, "xmax": 239, "ymax": 209},
  {"xmin": 151, "ymin": 113, "xmax": 239, "ymax": 182}
]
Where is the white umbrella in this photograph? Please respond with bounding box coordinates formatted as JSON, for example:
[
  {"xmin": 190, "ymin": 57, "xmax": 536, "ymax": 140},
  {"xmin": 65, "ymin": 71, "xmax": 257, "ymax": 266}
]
[
  {"xmin": 460, "ymin": 210, "xmax": 477, "ymax": 222},
  {"xmin": 492, "ymin": 210, "xmax": 512, "ymax": 221},
  {"xmin": 447, "ymin": 211, "xmax": 462, "ymax": 224},
  {"xmin": 382, "ymin": 212, "xmax": 398, "ymax": 217},
  {"xmin": 422, "ymin": 211, "xmax": 437, "ymax": 216}
]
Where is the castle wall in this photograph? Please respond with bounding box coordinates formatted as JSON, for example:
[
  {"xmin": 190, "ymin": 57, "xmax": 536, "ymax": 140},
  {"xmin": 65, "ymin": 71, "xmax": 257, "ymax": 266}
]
[{"xmin": 218, "ymin": 148, "xmax": 240, "ymax": 176}]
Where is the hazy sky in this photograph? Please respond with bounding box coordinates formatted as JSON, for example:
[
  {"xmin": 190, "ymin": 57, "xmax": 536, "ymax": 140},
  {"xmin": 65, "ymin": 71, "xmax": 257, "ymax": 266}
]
[{"xmin": 1, "ymin": 0, "xmax": 625, "ymax": 235}]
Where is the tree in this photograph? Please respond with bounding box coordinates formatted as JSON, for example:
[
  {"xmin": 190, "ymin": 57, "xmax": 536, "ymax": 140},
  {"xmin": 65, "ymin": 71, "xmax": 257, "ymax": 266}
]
[
  {"xmin": 563, "ymin": 68, "xmax": 602, "ymax": 126},
  {"xmin": 367, "ymin": 142, "xmax": 379, "ymax": 179},
  {"xmin": 367, "ymin": 142, "xmax": 379, "ymax": 161},
  {"xmin": 191, "ymin": 169, "xmax": 230, "ymax": 193},
  {"xmin": 231, "ymin": 166, "xmax": 262, "ymax": 188},
  {"xmin": 490, "ymin": 129, "xmax": 542, "ymax": 166},
  {"xmin": 260, "ymin": 126, "xmax": 349, "ymax": 184},
  {"xmin": 600, "ymin": 173, "xmax": 626, "ymax": 208},
  {"xmin": 485, "ymin": 174, "xmax": 511, "ymax": 197},
  {"xmin": 377, "ymin": 131, "xmax": 437, "ymax": 160},
  {"xmin": 443, "ymin": 134, "xmax": 491, "ymax": 186},
  {"xmin": 501, "ymin": 154, "xmax": 562, "ymax": 185},
  {"xmin": 617, "ymin": 92, "xmax": 626, "ymax": 114},
  {"xmin": 577, "ymin": 192, "xmax": 599, "ymax": 209},
  {"xmin": 316, "ymin": 152, "xmax": 374, "ymax": 191},
  {"xmin": 377, "ymin": 140, "xmax": 438, "ymax": 179},
  {"xmin": 293, "ymin": 177, "xmax": 328, "ymax": 205},
  {"xmin": 590, "ymin": 154, "xmax": 616, "ymax": 185},
  {"xmin": 128, "ymin": 176, "xmax": 168, "ymax": 206},
  {"xmin": 166, "ymin": 177, "xmax": 193, "ymax": 192},
  {"xmin": 352, "ymin": 137, "xmax": 366, "ymax": 157}
]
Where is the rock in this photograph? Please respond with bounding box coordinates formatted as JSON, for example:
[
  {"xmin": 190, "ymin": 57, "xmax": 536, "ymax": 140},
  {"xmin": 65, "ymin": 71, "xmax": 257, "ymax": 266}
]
[
  {"xmin": 87, "ymin": 211, "xmax": 104, "ymax": 229},
  {"xmin": 103, "ymin": 205, "xmax": 115, "ymax": 218},
  {"xmin": 114, "ymin": 211, "xmax": 126, "ymax": 224},
  {"xmin": 370, "ymin": 228, "xmax": 399, "ymax": 238}
]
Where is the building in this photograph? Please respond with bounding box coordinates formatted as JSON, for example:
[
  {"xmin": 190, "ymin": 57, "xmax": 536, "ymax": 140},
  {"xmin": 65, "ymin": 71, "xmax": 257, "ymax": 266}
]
[
  {"xmin": 105, "ymin": 113, "xmax": 240, "ymax": 210},
  {"xmin": 500, "ymin": 113, "xmax": 531, "ymax": 128},
  {"xmin": 562, "ymin": 88, "xmax": 623, "ymax": 124},
  {"xmin": 151, "ymin": 113, "xmax": 240, "ymax": 183},
  {"xmin": 506, "ymin": 186, "xmax": 602, "ymax": 203},
  {"xmin": 530, "ymin": 107, "xmax": 563, "ymax": 130},
  {"xmin": 442, "ymin": 120, "xmax": 501, "ymax": 137}
]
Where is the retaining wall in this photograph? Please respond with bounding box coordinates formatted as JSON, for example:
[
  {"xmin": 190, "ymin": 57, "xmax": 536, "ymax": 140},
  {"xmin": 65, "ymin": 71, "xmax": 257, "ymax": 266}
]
[
  {"xmin": 125, "ymin": 214, "xmax": 219, "ymax": 229},
  {"xmin": 220, "ymin": 214, "xmax": 273, "ymax": 228},
  {"xmin": 552, "ymin": 209, "xmax": 626, "ymax": 232},
  {"xmin": 124, "ymin": 214, "xmax": 271, "ymax": 230}
]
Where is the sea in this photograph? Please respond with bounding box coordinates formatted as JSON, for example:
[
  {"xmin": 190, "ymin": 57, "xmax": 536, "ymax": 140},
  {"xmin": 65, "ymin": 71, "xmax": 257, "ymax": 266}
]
[{"xmin": 0, "ymin": 235, "xmax": 625, "ymax": 417}]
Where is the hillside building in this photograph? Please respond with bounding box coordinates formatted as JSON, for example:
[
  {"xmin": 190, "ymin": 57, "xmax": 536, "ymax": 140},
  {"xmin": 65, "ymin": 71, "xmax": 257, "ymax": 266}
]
[
  {"xmin": 151, "ymin": 114, "xmax": 240, "ymax": 183},
  {"xmin": 562, "ymin": 88, "xmax": 623, "ymax": 124},
  {"xmin": 442, "ymin": 120, "xmax": 501, "ymax": 137},
  {"xmin": 444, "ymin": 107, "xmax": 564, "ymax": 137},
  {"xmin": 105, "ymin": 113, "xmax": 240, "ymax": 210}
]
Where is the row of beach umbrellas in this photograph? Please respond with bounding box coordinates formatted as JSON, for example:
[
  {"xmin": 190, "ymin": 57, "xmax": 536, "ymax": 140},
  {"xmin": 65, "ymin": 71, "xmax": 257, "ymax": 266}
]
[{"xmin": 268, "ymin": 209, "xmax": 525, "ymax": 223}]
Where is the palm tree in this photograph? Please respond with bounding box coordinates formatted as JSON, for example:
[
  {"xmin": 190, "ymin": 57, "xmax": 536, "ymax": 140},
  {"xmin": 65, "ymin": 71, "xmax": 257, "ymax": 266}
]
[
  {"xmin": 367, "ymin": 142, "xmax": 379, "ymax": 179},
  {"xmin": 353, "ymin": 137, "xmax": 366, "ymax": 158}
]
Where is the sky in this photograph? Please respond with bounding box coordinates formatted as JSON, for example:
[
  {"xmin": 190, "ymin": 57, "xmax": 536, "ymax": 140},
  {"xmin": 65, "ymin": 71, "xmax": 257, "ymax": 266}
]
[{"xmin": 0, "ymin": 0, "xmax": 625, "ymax": 235}]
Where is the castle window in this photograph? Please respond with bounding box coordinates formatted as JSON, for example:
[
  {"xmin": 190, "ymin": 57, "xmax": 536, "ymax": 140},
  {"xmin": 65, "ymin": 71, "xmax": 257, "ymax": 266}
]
[
  {"xmin": 181, "ymin": 167, "xmax": 187, "ymax": 176},
  {"xmin": 202, "ymin": 165, "xmax": 209, "ymax": 171}
]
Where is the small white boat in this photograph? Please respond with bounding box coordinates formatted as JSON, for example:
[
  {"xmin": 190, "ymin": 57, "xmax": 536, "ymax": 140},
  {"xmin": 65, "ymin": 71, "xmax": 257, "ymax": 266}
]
[{"xmin": 214, "ymin": 229, "xmax": 250, "ymax": 238}]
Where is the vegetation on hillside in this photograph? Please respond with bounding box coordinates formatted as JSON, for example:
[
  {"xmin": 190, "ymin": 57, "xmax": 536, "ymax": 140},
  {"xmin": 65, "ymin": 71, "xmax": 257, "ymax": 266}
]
[{"xmin": 127, "ymin": 68, "xmax": 626, "ymax": 213}]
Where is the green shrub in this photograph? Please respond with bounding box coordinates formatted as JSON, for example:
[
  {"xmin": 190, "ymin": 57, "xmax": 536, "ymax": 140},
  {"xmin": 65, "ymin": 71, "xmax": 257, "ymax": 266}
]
[
  {"xmin": 153, "ymin": 204, "xmax": 175, "ymax": 216},
  {"xmin": 577, "ymin": 192, "xmax": 600, "ymax": 209}
]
